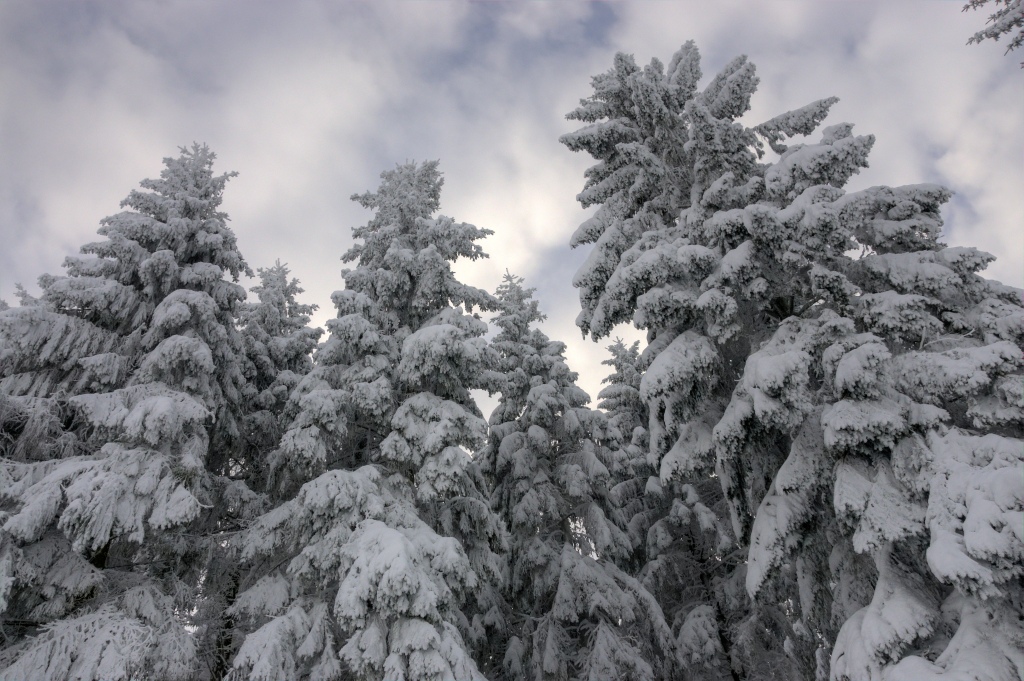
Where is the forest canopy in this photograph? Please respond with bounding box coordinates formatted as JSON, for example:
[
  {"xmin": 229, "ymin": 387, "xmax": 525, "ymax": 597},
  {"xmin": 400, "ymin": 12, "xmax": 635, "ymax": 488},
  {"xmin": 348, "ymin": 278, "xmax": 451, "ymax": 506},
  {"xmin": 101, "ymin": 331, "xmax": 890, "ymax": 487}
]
[{"xmin": 1, "ymin": 39, "xmax": 1022, "ymax": 681}]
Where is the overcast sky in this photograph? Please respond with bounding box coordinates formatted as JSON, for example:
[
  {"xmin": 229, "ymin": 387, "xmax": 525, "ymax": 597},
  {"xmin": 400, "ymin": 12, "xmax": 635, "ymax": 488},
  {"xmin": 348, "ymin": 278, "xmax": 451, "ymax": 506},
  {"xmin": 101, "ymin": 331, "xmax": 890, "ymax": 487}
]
[{"xmin": 1, "ymin": 0, "xmax": 1021, "ymax": 408}]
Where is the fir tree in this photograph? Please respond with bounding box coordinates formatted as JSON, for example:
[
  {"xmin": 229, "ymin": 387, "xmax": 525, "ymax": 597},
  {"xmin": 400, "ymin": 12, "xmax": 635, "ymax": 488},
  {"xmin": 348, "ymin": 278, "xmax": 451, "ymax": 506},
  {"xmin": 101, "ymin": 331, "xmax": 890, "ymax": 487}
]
[
  {"xmin": 227, "ymin": 161, "xmax": 506, "ymax": 681},
  {"xmin": 237, "ymin": 261, "xmax": 323, "ymax": 493},
  {"xmin": 0, "ymin": 144, "xmax": 259, "ymax": 680},
  {"xmin": 198, "ymin": 261, "xmax": 323, "ymax": 679},
  {"xmin": 562, "ymin": 41, "xmax": 1024, "ymax": 681},
  {"xmin": 481, "ymin": 273, "xmax": 675, "ymax": 681},
  {"xmin": 599, "ymin": 339, "xmax": 651, "ymax": 574}
]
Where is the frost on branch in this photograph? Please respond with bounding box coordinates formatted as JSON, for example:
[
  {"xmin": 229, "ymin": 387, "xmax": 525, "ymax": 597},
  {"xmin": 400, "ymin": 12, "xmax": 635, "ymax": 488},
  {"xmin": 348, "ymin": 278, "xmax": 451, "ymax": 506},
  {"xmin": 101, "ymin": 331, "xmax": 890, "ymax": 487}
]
[
  {"xmin": 481, "ymin": 273, "xmax": 674, "ymax": 680},
  {"xmin": 1, "ymin": 145, "xmax": 255, "ymax": 680},
  {"xmin": 963, "ymin": 0, "xmax": 1024, "ymax": 66},
  {"xmin": 231, "ymin": 161, "xmax": 503, "ymax": 679},
  {"xmin": 562, "ymin": 38, "xmax": 1024, "ymax": 681},
  {"xmin": 0, "ymin": 586, "xmax": 195, "ymax": 681}
]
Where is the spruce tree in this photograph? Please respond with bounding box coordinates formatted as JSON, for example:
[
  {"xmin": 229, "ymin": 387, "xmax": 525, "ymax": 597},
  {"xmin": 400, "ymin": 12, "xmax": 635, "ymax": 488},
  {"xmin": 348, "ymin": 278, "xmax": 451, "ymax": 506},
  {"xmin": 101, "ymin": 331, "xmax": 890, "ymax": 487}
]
[
  {"xmin": 237, "ymin": 261, "xmax": 323, "ymax": 491},
  {"xmin": 481, "ymin": 273, "xmax": 675, "ymax": 681},
  {"xmin": 598, "ymin": 339, "xmax": 651, "ymax": 574},
  {"xmin": 227, "ymin": 161, "xmax": 506, "ymax": 681},
  {"xmin": 196, "ymin": 262, "xmax": 323, "ymax": 679},
  {"xmin": 562, "ymin": 41, "xmax": 1024, "ymax": 681},
  {"xmin": 0, "ymin": 144, "xmax": 257, "ymax": 680}
]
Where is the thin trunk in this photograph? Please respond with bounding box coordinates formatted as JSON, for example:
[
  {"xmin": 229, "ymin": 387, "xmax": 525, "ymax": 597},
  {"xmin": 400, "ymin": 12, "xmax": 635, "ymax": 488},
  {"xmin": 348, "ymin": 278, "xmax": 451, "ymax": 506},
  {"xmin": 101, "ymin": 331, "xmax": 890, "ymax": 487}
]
[
  {"xmin": 210, "ymin": 570, "xmax": 240, "ymax": 681},
  {"xmin": 89, "ymin": 539, "xmax": 112, "ymax": 569}
]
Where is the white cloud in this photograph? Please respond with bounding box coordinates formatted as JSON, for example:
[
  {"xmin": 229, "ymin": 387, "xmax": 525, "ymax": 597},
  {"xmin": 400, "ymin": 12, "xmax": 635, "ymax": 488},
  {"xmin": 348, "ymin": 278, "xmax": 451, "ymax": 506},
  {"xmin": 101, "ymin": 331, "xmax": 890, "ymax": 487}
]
[{"xmin": 1, "ymin": 0, "xmax": 1019, "ymax": 409}]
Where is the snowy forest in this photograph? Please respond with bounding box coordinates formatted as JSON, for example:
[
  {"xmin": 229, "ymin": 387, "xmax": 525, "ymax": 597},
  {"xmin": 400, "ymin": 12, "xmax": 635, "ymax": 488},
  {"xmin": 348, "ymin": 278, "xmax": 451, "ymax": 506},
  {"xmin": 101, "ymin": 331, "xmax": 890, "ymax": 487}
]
[{"xmin": 1, "ymin": 37, "xmax": 1022, "ymax": 681}]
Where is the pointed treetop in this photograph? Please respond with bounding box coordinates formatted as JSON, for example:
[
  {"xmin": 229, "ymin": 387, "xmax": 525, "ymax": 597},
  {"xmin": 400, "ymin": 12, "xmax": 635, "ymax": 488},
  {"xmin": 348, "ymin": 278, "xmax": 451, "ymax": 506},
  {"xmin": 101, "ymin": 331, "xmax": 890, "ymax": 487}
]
[
  {"xmin": 338, "ymin": 159, "xmax": 494, "ymax": 321},
  {"xmin": 247, "ymin": 260, "xmax": 318, "ymax": 335},
  {"xmin": 349, "ymin": 160, "xmax": 443, "ymax": 241},
  {"xmin": 493, "ymin": 271, "xmax": 545, "ymax": 338},
  {"xmin": 96, "ymin": 142, "xmax": 251, "ymax": 285},
  {"xmin": 130, "ymin": 143, "xmax": 236, "ymax": 212}
]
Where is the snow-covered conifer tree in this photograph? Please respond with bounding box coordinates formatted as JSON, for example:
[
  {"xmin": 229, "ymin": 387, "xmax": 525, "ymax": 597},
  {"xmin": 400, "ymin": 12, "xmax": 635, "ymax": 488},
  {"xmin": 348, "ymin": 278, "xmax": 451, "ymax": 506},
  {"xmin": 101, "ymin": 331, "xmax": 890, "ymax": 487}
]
[
  {"xmin": 561, "ymin": 43, "xmax": 792, "ymax": 680},
  {"xmin": 602, "ymin": 341, "xmax": 748, "ymax": 680},
  {"xmin": 192, "ymin": 262, "xmax": 323, "ymax": 679},
  {"xmin": 227, "ymin": 161, "xmax": 506, "ymax": 681},
  {"xmin": 480, "ymin": 273, "xmax": 675, "ymax": 681},
  {"xmin": 562, "ymin": 41, "xmax": 1024, "ymax": 681},
  {"xmin": 0, "ymin": 144, "xmax": 259, "ymax": 680},
  {"xmin": 599, "ymin": 340, "xmax": 648, "ymax": 482},
  {"xmin": 237, "ymin": 261, "xmax": 323, "ymax": 491}
]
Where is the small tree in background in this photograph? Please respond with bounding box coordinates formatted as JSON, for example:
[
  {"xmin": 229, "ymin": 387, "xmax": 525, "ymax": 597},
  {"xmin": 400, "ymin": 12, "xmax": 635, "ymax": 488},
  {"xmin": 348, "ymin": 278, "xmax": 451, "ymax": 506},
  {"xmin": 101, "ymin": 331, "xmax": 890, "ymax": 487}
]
[
  {"xmin": 200, "ymin": 261, "xmax": 322, "ymax": 678},
  {"xmin": 237, "ymin": 261, "xmax": 323, "ymax": 493},
  {"xmin": 480, "ymin": 272, "xmax": 676, "ymax": 681}
]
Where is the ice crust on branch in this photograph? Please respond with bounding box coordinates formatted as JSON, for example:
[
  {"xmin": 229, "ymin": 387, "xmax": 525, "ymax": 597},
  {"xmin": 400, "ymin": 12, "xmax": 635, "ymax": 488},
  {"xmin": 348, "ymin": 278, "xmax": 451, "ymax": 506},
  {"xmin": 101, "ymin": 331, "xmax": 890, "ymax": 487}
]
[
  {"xmin": 562, "ymin": 40, "xmax": 1024, "ymax": 681},
  {"xmin": 228, "ymin": 161, "xmax": 504, "ymax": 681},
  {"xmin": 0, "ymin": 145, "xmax": 258, "ymax": 680}
]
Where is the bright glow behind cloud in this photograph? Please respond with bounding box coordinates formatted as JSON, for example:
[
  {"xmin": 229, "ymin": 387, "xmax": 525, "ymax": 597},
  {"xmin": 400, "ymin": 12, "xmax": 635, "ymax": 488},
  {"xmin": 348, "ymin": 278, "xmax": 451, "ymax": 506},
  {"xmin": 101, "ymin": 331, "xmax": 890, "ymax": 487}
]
[{"xmin": 1, "ymin": 0, "xmax": 1020, "ymax": 408}]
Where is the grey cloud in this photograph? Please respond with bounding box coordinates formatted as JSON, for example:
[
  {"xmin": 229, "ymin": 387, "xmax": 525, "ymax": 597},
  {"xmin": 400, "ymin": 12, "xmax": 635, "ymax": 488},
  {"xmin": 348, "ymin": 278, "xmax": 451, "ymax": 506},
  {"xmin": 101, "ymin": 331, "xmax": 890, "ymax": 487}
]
[{"xmin": 1, "ymin": 0, "xmax": 1019, "ymax": 402}]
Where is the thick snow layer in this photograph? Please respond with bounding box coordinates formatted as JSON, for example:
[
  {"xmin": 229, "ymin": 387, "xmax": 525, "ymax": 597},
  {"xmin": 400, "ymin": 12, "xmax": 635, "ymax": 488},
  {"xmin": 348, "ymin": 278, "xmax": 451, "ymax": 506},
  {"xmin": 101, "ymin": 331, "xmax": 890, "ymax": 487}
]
[
  {"xmin": 747, "ymin": 413, "xmax": 827, "ymax": 596},
  {"xmin": 3, "ymin": 445, "xmax": 201, "ymax": 551},
  {"xmin": 70, "ymin": 383, "xmax": 209, "ymax": 447},
  {"xmin": 833, "ymin": 460, "xmax": 925, "ymax": 554},
  {"xmin": 923, "ymin": 429, "xmax": 1024, "ymax": 597}
]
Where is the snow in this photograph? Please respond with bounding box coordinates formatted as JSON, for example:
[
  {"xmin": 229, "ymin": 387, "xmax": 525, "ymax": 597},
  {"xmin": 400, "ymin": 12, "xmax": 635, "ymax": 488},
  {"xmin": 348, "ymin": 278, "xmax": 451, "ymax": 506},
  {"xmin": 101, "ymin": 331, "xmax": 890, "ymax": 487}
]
[
  {"xmin": 822, "ymin": 398, "xmax": 908, "ymax": 453},
  {"xmin": 764, "ymin": 126, "xmax": 874, "ymax": 201},
  {"xmin": 0, "ymin": 586, "xmax": 196, "ymax": 681},
  {"xmin": 754, "ymin": 97, "xmax": 840, "ymax": 153},
  {"xmin": 833, "ymin": 342, "xmax": 891, "ymax": 399},
  {"xmin": 886, "ymin": 593, "xmax": 1024, "ymax": 681},
  {"xmin": 231, "ymin": 605, "xmax": 312, "ymax": 681},
  {"xmin": 923, "ymin": 429, "xmax": 1024, "ymax": 596},
  {"xmin": 4, "ymin": 445, "xmax": 201, "ymax": 551},
  {"xmin": 658, "ymin": 407, "xmax": 717, "ymax": 480},
  {"xmin": 856, "ymin": 292, "xmax": 942, "ymax": 343},
  {"xmin": 382, "ymin": 392, "xmax": 487, "ymax": 469},
  {"xmin": 70, "ymin": 383, "xmax": 209, "ymax": 447},
  {"xmin": 0, "ymin": 307, "xmax": 117, "ymax": 396},
  {"xmin": 641, "ymin": 331, "xmax": 719, "ymax": 435},
  {"xmin": 0, "ymin": 39, "xmax": 1019, "ymax": 681},
  {"xmin": 746, "ymin": 412, "xmax": 827, "ymax": 597},
  {"xmin": 860, "ymin": 251, "xmax": 964, "ymax": 296},
  {"xmin": 966, "ymin": 0, "xmax": 1024, "ymax": 56},
  {"xmin": 893, "ymin": 342, "xmax": 1022, "ymax": 405},
  {"xmin": 677, "ymin": 604, "xmax": 724, "ymax": 666},
  {"xmin": 833, "ymin": 460, "xmax": 926, "ymax": 554}
]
